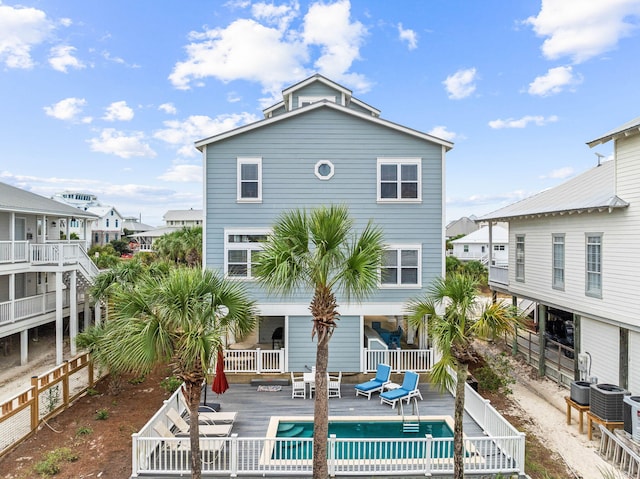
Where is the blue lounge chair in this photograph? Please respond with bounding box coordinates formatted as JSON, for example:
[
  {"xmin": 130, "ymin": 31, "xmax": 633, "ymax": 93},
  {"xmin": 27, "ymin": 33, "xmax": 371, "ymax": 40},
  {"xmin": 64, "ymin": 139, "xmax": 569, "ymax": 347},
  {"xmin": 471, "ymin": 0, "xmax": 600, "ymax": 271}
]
[
  {"xmin": 354, "ymin": 363, "xmax": 391, "ymax": 400},
  {"xmin": 379, "ymin": 370, "xmax": 423, "ymax": 408}
]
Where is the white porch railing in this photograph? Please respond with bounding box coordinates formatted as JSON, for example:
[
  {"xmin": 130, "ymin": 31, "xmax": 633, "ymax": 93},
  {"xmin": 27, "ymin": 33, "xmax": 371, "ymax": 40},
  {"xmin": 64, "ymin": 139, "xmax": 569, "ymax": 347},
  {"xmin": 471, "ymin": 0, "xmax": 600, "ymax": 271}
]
[
  {"xmin": 221, "ymin": 348, "xmax": 285, "ymax": 373},
  {"xmin": 489, "ymin": 265, "xmax": 509, "ymax": 285},
  {"xmin": 131, "ymin": 387, "xmax": 524, "ymax": 477},
  {"xmin": 0, "ymin": 241, "xmax": 28, "ymax": 263},
  {"xmin": 363, "ymin": 348, "xmax": 433, "ymax": 373},
  {"xmin": 0, "ymin": 291, "xmax": 75, "ymax": 326}
]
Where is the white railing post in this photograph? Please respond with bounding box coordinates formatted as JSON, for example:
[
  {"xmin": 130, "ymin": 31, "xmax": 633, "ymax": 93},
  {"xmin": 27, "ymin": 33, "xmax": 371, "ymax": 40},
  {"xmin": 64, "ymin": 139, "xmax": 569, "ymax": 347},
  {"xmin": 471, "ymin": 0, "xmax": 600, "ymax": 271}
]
[
  {"xmin": 131, "ymin": 432, "xmax": 139, "ymax": 477},
  {"xmin": 424, "ymin": 434, "xmax": 432, "ymax": 476},
  {"xmin": 328, "ymin": 434, "xmax": 336, "ymax": 477},
  {"xmin": 230, "ymin": 433, "xmax": 238, "ymax": 477},
  {"xmin": 517, "ymin": 431, "xmax": 526, "ymax": 474},
  {"xmin": 256, "ymin": 348, "xmax": 262, "ymax": 374}
]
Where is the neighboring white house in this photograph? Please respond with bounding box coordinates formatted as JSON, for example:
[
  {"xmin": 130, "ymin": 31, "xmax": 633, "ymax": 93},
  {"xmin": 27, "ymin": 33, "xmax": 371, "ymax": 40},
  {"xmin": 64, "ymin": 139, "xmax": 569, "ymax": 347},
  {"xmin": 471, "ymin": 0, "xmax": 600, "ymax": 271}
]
[
  {"xmin": 480, "ymin": 115, "xmax": 640, "ymax": 393},
  {"xmin": 52, "ymin": 191, "xmax": 124, "ymax": 247},
  {"xmin": 163, "ymin": 209, "xmax": 202, "ymax": 228},
  {"xmin": 450, "ymin": 225, "xmax": 508, "ymax": 266},
  {"xmin": 1, "ymin": 182, "xmax": 99, "ymax": 366}
]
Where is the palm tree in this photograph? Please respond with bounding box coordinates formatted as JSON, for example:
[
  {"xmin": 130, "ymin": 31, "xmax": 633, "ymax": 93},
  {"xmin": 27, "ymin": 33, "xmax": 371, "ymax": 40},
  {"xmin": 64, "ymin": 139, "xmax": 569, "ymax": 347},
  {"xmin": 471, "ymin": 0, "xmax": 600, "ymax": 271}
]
[
  {"xmin": 79, "ymin": 267, "xmax": 256, "ymax": 479},
  {"xmin": 405, "ymin": 273, "xmax": 521, "ymax": 479},
  {"xmin": 154, "ymin": 226, "xmax": 202, "ymax": 266},
  {"xmin": 254, "ymin": 205, "xmax": 384, "ymax": 479}
]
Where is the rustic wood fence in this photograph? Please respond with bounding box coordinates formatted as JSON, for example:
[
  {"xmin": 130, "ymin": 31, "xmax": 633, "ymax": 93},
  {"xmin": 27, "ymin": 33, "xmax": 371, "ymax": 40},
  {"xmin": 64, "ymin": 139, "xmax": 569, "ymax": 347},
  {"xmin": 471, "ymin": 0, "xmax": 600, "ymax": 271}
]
[{"xmin": 0, "ymin": 353, "xmax": 103, "ymax": 458}]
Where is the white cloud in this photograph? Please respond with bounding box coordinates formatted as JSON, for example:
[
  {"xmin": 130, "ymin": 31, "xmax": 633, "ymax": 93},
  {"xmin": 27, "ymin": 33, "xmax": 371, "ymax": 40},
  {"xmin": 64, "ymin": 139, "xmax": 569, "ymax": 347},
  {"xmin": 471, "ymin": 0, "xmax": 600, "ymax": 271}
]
[
  {"xmin": 0, "ymin": 4, "xmax": 53, "ymax": 68},
  {"xmin": 251, "ymin": 1, "xmax": 299, "ymax": 30},
  {"xmin": 169, "ymin": 0, "xmax": 369, "ymax": 95},
  {"xmin": 48, "ymin": 45, "xmax": 84, "ymax": 72},
  {"xmin": 158, "ymin": 103, "xmax": 177, "ymax": 114},
  {"xmin": 488, "ymin": 115, "xmax": 559, "ymax": 129},
  {"xmin": 154, "ymin": 113, "xmax": 259, "ymax": 157},
  {"xmin": 443, "ymin": 68, "xmax": 477, "ymax": 99},
  {"xmin": 528, "ymin": 65, "xmax": 582, "ymax": 96},
  {"xmin": 88, "ymin": 129, "xmax": 156, "ymax": 158},
  {"xmin": 428, "ymin": 126, "xmax": 457, "ymax": 142},
  {"xmin": 539, "ymin": 166, "xmax": 574, "ymax": 180},
  {"xmin": 43, "ymin": 97, "xmax": 87, "ymax": 121},
  {"xmin": 158, "ymin": 163, "xmax": 203, "ymax": 182},
  {"xmin": 103, "ymin": 101, "xmax": 134, "ymax": 121},
  {"xmin": 398, "ymin": 23, "xmax": 418, "ymax": 50},
  {"xmin": 525, "ymin": 0, "xmax": 640, "ymax": 63}
]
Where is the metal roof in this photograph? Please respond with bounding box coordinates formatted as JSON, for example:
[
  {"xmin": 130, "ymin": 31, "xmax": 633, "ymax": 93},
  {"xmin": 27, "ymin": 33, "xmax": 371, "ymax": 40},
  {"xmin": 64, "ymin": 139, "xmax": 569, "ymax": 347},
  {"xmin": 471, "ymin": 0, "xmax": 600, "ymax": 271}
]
[
  {"xmin": 587, "ymin": 115, "xmax": 640, "ymax": 147},
  {"xmin": 451, "ymin": 225, "xmax": 508, "ymax": 244},
  {"xmin": 0, "ymin": 182, "xmax": 98, "ymax": 218},
  {"xmin": 163, "ymin": 209, "xmax": 202, "ymax": 221},
  {"xmin": 479, "ymin": 160, "xmax": 628, "ymax": 221}
]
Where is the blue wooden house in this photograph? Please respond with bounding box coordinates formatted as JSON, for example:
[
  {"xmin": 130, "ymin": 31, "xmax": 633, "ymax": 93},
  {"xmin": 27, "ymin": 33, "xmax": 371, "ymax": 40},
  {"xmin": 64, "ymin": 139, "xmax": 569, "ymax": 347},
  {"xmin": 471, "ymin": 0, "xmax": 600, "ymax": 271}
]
[{"xmin": 196, "ymin": 74, "xmax": 452, "ymax": 373}]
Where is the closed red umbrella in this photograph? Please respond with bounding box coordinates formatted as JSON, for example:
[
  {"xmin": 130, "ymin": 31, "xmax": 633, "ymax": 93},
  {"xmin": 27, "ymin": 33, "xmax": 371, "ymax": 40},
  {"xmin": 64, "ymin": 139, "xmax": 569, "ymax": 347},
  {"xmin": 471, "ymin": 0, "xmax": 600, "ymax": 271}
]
[{"xmin": 212, "ymin": 348, "xmax": 229, "ymax": 395}]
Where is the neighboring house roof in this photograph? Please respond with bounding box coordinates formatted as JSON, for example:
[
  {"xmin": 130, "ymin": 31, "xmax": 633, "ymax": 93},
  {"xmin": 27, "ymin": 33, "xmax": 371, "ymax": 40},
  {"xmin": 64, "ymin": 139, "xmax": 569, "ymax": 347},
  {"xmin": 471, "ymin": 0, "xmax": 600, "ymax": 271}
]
[
  {"xmin": 130, "ymin": 226, "xmax": 178, "ymax": 239},
  {"xmin": 451, "ymin": 225, "xmax": 508, "ymax": 244},
  {"xmin": 85, "ymin": 206, "xmax": 123, "ymax": 219},
  {"xmin": 479, "ymin": 160, "xmax": 628, "ymax": 221},
  {"xmin": 0, "ymin": 181, "xmax": 98, "ymax": 218},
  {"xmin": 163, "ymin": 209, "xmax": 202, "ymax": 222},
  {"xmin": 586, "ymin": 115, "xmax": 640, "ymax": 147},
  {"xmin": 445, "ymin": 216, "xmax": 479, "ymax": 238},
  {"xmin": 123, "ymin": 218, "xmax": 155, "ymax": 232},
  {"xmin": 195, "ymin": 98, "xmax": 453, "ymax": 151}
]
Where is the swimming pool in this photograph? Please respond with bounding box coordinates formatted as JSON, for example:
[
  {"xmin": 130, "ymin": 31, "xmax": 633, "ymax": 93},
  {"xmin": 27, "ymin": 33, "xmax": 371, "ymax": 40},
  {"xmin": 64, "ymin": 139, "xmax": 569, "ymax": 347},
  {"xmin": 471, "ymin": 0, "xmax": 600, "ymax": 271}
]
[{"xmin": 265, "ymin": 415, "xmax": 459, "ymax": 461}]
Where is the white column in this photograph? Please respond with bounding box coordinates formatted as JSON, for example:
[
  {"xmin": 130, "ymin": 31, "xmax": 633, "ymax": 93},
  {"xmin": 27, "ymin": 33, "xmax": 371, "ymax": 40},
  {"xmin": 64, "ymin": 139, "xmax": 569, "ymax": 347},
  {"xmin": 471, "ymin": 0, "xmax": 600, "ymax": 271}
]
[
  {"xmin": 20, "ymin": 329, "xmax": 29, "ymax": 365},
  {"xmin": 94, "ymin": 301, "xmax": 102, "ymax": 327},
  {"xmin": 69, "ymin": 270, "xmax": 77, "ymax": 356},
  {"xmin": 84, "ymin": 299, "xmax": 91, "ymax": 331},
  {"xmin": 55, "ymin": 272, "xmax": 64, "ymax": 364}
]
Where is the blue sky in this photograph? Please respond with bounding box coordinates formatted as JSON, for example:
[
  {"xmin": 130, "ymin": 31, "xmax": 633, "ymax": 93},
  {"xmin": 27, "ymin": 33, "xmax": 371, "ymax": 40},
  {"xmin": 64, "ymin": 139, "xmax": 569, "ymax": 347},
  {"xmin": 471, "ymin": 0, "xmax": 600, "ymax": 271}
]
[{"xmin": 1, "ymin": 0, "xmax": 640, "ymax": 227}]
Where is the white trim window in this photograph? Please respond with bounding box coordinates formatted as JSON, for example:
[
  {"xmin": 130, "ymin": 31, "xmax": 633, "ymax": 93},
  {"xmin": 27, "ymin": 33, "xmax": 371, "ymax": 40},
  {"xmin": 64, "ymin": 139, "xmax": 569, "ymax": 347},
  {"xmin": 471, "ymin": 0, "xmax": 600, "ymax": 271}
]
[
  {"xmin": 298, "ymin": 95, "xmax": 336, "ymax": 107},
  {"xmin": 585, "ymin": 233, "xmax": 602, "ymax": 298},
  {"xmin": 377, "ymin": 158, "xmax": 421, "ymax": 202},
  {"xmin": 380, "ymin": 245, "xmax": 421, "ymax": 287},
  {"xmin": 552, "ymin": 234, "xmax": 565, "ymax": 290},
  {"xmin": 237, "ymin": 157, "xmax": 262, "ymax": 202},
  {"xmin": 224, "ymin": 229, "xmax": 269, "ymax": 279},
  {"xmin": 515, "ymin": 235, "xmax": 525, "ymax": 282}
]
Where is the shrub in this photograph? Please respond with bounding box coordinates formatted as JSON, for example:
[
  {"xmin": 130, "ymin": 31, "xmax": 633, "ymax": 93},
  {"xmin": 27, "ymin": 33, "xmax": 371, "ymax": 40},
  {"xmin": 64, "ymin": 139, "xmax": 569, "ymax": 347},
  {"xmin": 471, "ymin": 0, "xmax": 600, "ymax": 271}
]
[
  {"xmin": 33, "ymin": 447, "xmax": 78, "ymax": 476},
  {"xmin": 76, "ymin": 425, "xmax": 93, "ymax": 437},
  {"xmin": 160, "ymin": 375, "xmax": 182, "ymax": 394},
  {"xmin": 474, "ymin": 353, "xmax": 515, "ymax": 395},
  {"xmin": 95, "ymin": 408, "xmax": 109, "ymax": 420}
]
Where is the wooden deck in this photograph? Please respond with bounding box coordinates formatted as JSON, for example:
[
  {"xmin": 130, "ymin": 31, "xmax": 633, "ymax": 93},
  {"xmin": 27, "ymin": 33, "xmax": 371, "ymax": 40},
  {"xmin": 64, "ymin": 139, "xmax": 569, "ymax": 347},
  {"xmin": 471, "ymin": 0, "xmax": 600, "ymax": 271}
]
[{"xmin": 203, "ymin": 377, "xmax": 485, "ymax": 438}]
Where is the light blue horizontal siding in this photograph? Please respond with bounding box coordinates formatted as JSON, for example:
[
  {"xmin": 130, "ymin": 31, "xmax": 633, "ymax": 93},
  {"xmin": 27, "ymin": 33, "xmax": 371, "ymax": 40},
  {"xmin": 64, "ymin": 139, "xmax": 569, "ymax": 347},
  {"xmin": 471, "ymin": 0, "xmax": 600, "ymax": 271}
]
[
  {"xmin": 205, "ymin": 107, "xmax": 443, "ymax": 304},
  {"xmin": 288, "ymin": 315, "xmax": 360, "ymax": 372},
  {"xmin": 293, "ymin": 83, "xmax": 342, "ymax": 108}
]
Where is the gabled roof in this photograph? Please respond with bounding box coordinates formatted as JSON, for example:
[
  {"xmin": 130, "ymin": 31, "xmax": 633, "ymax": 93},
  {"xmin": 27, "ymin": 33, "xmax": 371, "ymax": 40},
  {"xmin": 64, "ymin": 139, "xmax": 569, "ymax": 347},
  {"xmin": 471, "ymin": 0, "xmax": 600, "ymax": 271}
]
[
  {"xmin": 587, "ymin": 115, "xmax": 640, "ymax": 147},
  {"xmin": 85, "ymin": 206, "xmax": 123, "ymax": 219},
  {"xmin": 196, "ymin": 99, "xmax": 453, "ymax": 151},
  {"xmin": 0, "ymin": 181, "xmax": 98, "ymax": 218},
  {"xmin": 163, "ymin": 209, "xmax": 202, "ymax": 221},
  {"xmin": 479, "ymin": 160, "xmax": 628, "ymax": 221},
  {"xmin": 451, "ymin": 225, "xmax": 508, "ymax": 244}
]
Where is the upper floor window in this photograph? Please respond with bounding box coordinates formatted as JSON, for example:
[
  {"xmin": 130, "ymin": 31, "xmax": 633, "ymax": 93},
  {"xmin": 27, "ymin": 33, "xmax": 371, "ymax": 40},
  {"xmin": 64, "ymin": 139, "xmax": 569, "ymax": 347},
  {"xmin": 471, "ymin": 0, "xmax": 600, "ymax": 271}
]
[
  {"xmin": 377, "ymin": 158, "xmax": 421, "ymax": 202},
  {"xmin": 380, "ymin": 245, "xmax": 421, "ymax": 288},
  {"xmin": 515, "ymin": 235, "xmax": 525, "ymax": 282},
  {"xmin": 237, "ymin": 157, "xmax": 262, "ymax": 202},
  {"xmin": 586, "ymin": 233, "xmax": 602, "ymax": 298},
  {"xmin": 115, "ymin": 219, "xmax": 119, "ymax": 228},
  {"xmin": 494, "ymin": 245, "xmax": 505, "ymax": 251},
  {"xmin": 224, "ymin": 229, "xmax": 269, "ymax": 279},
  {"xmin": 552, "ymin": 234, "xmax": 565, "ymax": 290},
  {"xmin": 106, "ymin": 219, "xmax": 110, "ymax": 228}
]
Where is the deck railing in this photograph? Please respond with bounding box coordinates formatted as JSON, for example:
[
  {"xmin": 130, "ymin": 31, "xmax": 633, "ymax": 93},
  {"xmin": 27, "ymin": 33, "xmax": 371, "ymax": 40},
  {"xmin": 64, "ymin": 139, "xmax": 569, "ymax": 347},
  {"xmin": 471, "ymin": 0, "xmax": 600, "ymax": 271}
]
[
  {"xmin": 221, "ymin": 348, "xmax": 285, "ymax": 373},
  {"xmin": 0, "ymin": 241, "xmax": 28, "ymax": 263},
  {"xmin": 0, "ymin": 291, "xmax": 79, "ymax": 326},
  {"xmin": 363, "ymin": 348, "xmax": 433, "ymax": 373}
]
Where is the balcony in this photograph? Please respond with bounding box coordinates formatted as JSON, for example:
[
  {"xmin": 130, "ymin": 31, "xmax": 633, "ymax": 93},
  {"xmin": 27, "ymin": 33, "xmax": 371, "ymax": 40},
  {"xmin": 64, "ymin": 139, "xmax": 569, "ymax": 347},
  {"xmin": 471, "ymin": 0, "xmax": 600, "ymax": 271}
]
[{"xmin": 489, "ymin": 265, "xmax": 509, "ymax": 286}]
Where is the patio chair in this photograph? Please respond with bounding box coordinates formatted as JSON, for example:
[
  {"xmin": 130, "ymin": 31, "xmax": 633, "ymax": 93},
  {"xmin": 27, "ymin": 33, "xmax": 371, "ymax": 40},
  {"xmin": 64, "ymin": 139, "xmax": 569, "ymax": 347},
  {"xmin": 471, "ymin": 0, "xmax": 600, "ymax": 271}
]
[
  {"xmin": 328, "ymin": 371, "xmax": 342, "ymax": 398},
  {"xmin": 167, "ymin": 408, "xmax": 232, "ymax": 437},
  {"xmin": 179, "ymin": 392, "xmax": 237, "ymax": 424},
  {"xmin": 291, "ymin": 372, "xmax": 306, "ymax": 399},
  {"xmin": 354, "ymin": 363, "xmax": 392, "ymax": 400},
  {"xmin": 154, "ymin": 421, "xmax": 225, "ymax": 454},
  {"xmin": 379, "ymin": 370, "xmax": 423, "ymax": 409}
]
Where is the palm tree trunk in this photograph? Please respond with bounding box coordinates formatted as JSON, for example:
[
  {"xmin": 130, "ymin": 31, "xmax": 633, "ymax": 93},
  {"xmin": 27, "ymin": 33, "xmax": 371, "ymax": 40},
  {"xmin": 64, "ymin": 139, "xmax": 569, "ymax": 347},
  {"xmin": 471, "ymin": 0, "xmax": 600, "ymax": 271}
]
[
  {"xmin": 454, "ymin": 363, "xmax": 467, "ymax": 479},
  {"xmin": 313, "ymin": 331, "xmax": 330, "ymax": 479},
  {"xmin": 184, "ymin": 380, "xmax": 202, "ymax": 479}
]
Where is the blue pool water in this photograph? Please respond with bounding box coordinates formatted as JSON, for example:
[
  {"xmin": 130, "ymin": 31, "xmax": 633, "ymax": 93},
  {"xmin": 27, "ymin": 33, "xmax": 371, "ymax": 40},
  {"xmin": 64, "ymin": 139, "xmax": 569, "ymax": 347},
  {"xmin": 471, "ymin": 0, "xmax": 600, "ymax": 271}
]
[{"xmin": 272, "ymin": 420, "xmax": 455, "ymax": 460}]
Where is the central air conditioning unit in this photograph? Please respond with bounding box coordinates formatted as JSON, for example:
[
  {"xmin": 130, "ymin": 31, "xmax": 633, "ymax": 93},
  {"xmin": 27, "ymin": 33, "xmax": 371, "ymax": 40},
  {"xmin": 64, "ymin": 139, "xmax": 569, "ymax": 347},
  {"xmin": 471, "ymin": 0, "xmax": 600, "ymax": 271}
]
[
  {"xmin": 590, "ymin": 384, "xmax": 630, "ymax": 422},
  {"xmin": 570, "ymin": 381, "xmax": 591, "ymax": 406},
  {"xmin": 623, "ymin": 396, "xmax": 640, "ymax": 441}
]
